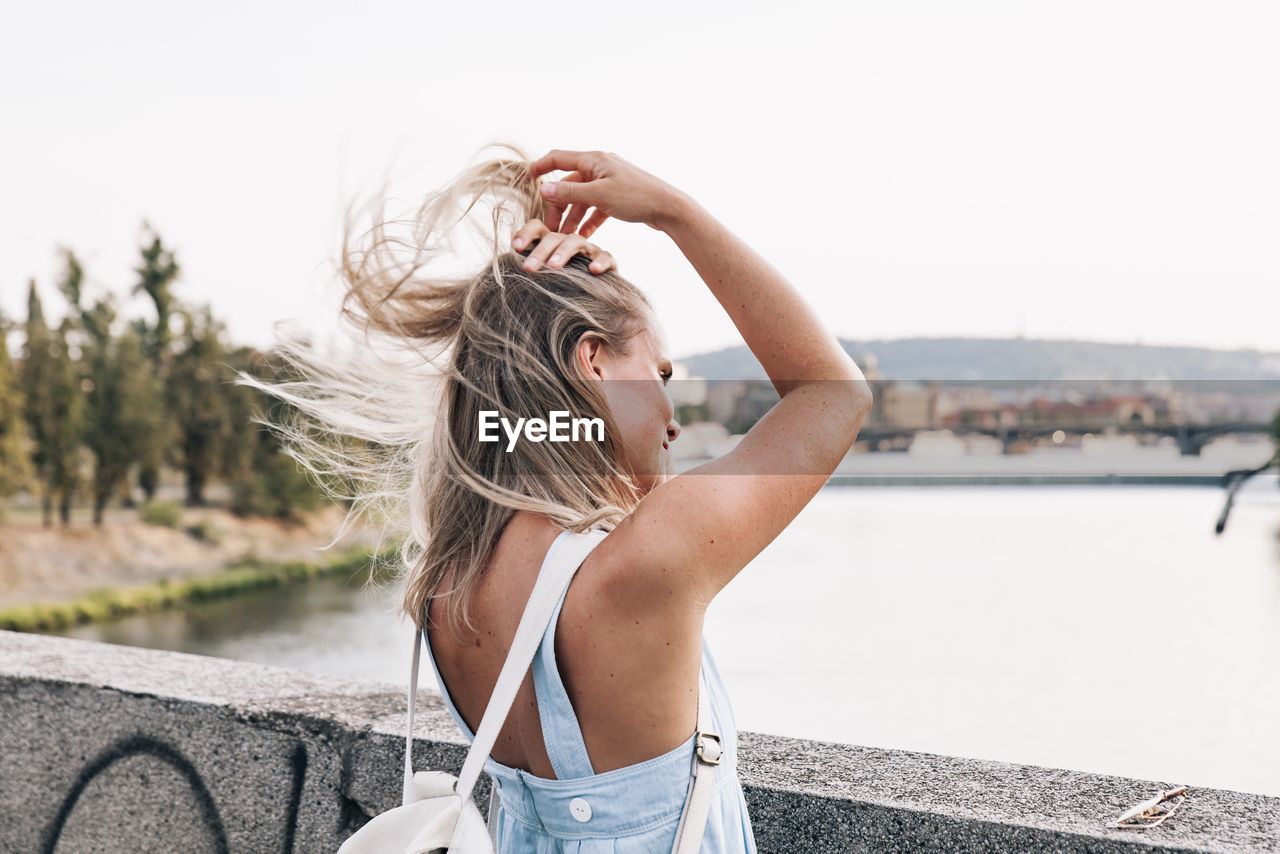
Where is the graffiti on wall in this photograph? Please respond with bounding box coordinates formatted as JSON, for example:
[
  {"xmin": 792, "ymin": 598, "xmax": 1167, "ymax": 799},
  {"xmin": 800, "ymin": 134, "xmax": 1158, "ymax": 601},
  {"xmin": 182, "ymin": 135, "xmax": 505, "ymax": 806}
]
[{"xmin": 42, "ymin": 734, "xmax": 309, "ymax": 854}]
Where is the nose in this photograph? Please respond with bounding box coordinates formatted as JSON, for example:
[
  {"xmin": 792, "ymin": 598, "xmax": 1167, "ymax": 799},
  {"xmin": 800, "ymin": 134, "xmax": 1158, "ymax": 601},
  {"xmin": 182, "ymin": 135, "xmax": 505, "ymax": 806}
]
[{"xmin": 666, "ymin": 419, "xmax": 680, "ymax": 445}]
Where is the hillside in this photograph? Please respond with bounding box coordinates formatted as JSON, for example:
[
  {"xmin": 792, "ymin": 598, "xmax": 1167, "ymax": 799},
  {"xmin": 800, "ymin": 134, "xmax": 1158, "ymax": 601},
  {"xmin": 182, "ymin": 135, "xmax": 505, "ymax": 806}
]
[{"xmin": 679, "ymin": 337, "xmax": 1280, "ymax": 382}]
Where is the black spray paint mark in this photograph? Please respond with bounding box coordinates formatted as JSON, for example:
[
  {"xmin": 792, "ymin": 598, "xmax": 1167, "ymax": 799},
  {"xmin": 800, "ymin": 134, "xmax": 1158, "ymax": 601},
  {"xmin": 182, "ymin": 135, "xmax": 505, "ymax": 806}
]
[
  {"xmin": 43, "ymin": 734, "xmax": 231, "ymax": 854},
  {"xmin": 282, "ymin": 742, "xmax": 308, "ymax": 853}
]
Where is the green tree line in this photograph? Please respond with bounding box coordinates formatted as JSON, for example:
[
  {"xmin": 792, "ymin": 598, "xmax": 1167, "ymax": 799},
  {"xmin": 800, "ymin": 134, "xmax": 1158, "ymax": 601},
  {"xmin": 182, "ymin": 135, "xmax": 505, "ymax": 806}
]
[{"xmin": 0, "ymin": 226, "xmax": 317, "ymax": 526}]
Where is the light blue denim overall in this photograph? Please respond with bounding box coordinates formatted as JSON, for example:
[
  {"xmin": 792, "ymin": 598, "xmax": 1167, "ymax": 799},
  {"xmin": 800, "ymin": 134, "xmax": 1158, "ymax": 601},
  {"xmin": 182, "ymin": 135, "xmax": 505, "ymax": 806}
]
[{"xmin": 421, "ymin": 530, "xmax": 759, "ymax": 852}]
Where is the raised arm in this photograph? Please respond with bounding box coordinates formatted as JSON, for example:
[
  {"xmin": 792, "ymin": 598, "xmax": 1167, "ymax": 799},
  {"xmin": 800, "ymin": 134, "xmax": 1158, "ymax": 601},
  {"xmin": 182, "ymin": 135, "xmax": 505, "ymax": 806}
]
[
  {"xmin": 661, "ymin": 191, "xmax": 867, "ymax": 401},
  {"xmin": 528, "ymin": 150, "xmax": 873, "ymax": 611},
  {"xmin": 628, "ymin": 192, "xmax": 871, "ymax": 606}
]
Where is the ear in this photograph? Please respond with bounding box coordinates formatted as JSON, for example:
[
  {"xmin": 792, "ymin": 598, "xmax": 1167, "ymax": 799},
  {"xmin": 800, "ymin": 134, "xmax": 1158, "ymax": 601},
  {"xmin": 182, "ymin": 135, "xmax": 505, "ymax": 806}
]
[{"xmin": 575, "ymin": 334, "xmax": 609, "ymax": 381}]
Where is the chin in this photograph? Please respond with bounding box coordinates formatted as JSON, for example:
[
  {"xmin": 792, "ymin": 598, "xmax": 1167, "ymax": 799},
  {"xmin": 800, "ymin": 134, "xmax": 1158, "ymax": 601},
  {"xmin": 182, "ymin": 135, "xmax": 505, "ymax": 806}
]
[{"xmin": 623, "ymin": 449, "xmax": 669, "ymax": 496}]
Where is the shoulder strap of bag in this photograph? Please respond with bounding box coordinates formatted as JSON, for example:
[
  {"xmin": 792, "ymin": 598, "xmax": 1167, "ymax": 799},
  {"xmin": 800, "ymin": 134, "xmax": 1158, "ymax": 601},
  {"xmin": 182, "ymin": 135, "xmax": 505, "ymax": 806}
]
[
  {"xmin": 403, "ymin": 528, "xmax": 607, "ymax": 805},
  {"xmin": 404, "ymin": 633, "xmax": 503, "ymax": 844},
  {"xmin": 404, "ymin": 624, "xmax": 424, "ymax": 805}
]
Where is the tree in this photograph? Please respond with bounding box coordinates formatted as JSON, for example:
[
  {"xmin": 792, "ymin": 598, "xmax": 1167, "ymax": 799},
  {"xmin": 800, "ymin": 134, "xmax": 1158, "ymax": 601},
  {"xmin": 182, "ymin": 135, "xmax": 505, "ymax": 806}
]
[
  {"xmin": 88, "ymin": 328, "xmax": 158, "ymax": 523},
  {"xmin": 133, "ymin": 224, "xmax": 180, "ymax": 363},
  {"xmin": 169, "ymin": 306, "xmax": 230, "ymax": 506},
  {"xmin": 132, "ymin": 225, "xmax": 181, "ymax": 500},
  {"xmin": 47, "ymin": 315, "xmax": 86, "ymax": 525},
  {"xmin": 220, "ymin": 345, "xmax": 262, "ymax": 488},
  {"xmin": 0, "ymin": 312, "xmax": 33, "ymax": 508},
  {"xmin": 224, "ymin": 347, "xmax": 319, "ymax": 520},
  {"xmin": 34, "ymin": 255, "xmax": 91, "ymax": 525},
  {"xmin": 66, "ymin": 268, "xmax": 162, "ymax": 525},
  {"xmin": 21, "ymin": 281, "xmax": 63, "ymax": 526}
]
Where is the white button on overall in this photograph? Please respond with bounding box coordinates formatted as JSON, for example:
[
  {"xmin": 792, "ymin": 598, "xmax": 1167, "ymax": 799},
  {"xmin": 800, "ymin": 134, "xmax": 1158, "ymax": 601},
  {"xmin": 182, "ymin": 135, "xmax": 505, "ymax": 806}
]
[{"xmin": 569, "ymin": 797, "xmax": 592, "ymax": 822}]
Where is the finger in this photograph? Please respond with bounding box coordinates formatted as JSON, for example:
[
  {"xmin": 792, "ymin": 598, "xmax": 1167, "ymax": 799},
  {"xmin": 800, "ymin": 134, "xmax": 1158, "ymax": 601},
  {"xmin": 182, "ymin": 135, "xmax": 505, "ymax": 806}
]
[
  {"xmin": 546, "ymin": 236, "xmax": 616, "ymax": 275},
  {"xmin": 588, "ymin": 250, "xmax": 616, "ymax": 275},
  {"xmin": 545, "ymin": 235, "xmax": 604, "ymax": 268},
  {"xmin": 523, "ymin": 231, "xmax": 569, "ymax": 271},
  {"xmin": 529, "ymin": 149, "xmax": 599, "ymax": 180},
  {"xmin": 511, "ymin": 219, "xmax": 550, "ymax": 252},
  {"xmin": 541, "ymin": 171, "xmax": 585, "ymax": 232},
  {"xmin": 560, "ymin": 203, "xmax": 591, "ymax": 235},
  {"xmin": 578, "ymin": 208, "xmax": 610, "ymax": 239},
  {"xmin": 541, "ymin": 192, "xmax": 565, "ymax": 235},
  {"xmin": 544, "ymin": 234, "xmax": 594, "ymax": 269}
]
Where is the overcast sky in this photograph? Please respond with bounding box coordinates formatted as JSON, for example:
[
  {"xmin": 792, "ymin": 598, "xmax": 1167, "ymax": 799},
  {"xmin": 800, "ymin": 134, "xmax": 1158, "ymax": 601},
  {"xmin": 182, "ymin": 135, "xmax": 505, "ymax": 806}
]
[{"xmin": 2, "ymin": 1, "xmax": 1277, "ymax": 359}]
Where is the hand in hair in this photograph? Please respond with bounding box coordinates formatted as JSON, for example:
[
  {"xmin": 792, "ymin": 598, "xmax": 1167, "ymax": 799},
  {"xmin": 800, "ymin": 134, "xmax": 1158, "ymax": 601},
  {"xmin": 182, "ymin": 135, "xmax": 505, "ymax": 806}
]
[
  {"xmin": 511, "ymin": 218, "xmax": 618, "ymax": 275},
  {"xmin": 528, "ymin": 149, "xmax": 687, "ymax": 237}
]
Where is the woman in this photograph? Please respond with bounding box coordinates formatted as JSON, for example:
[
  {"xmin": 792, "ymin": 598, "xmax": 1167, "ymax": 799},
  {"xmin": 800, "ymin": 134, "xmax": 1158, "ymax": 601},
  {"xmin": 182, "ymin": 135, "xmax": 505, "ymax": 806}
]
[{"xmin": 262, "ymin": 144, "xmax": 872, "ymax": 851}]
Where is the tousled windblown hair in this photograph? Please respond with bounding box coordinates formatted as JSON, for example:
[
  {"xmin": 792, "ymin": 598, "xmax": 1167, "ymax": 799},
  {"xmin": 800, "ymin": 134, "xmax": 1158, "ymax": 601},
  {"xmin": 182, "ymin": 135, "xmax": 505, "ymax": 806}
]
[{"xmin": 240, "ymin": 142, "xmax": 653, "ymax": 640}]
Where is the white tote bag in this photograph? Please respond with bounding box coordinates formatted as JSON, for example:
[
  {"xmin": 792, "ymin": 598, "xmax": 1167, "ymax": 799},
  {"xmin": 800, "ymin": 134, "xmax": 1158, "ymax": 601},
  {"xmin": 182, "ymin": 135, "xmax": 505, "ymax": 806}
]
[{"xmin": 339, "ymin": 529, "xmax": 722, "ymax": 854}]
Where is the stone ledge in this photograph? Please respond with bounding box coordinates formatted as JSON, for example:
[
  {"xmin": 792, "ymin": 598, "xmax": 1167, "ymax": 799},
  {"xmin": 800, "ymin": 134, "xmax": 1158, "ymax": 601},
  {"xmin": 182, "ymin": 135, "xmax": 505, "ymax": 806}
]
[{"xmin": 1, "ymin": 630, "xmax": 1275, "ymax": 852}]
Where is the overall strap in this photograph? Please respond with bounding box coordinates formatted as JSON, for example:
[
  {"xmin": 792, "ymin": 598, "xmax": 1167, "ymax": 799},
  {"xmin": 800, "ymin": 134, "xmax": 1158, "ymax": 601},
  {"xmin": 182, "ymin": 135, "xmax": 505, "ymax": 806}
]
[
  {"xmin": 402, "ymin": 528, "xmax": 609, "ymax": 805},
  {"xmin": 530, "ymin": 576, "xmax": 596, "ymax": 779},
  {"xmin": 670, "ymin": 667, "xmax": 720, "ymax": 854}
]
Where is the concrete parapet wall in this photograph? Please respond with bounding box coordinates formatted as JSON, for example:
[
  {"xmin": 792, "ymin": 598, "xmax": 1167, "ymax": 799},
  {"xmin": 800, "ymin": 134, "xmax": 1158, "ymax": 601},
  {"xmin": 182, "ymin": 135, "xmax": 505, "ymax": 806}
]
[{"xmin": 1, "ymin": 630, "xmax": 1275, "ymax": 852}]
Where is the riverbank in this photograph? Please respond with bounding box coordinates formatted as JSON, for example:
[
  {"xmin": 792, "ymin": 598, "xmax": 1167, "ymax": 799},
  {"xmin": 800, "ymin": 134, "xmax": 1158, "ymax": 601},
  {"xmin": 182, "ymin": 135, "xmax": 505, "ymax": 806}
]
[
  {"xmin": 0, "ymin": 502, "xmax": 376, "ymax": 609},
  {"xmin": 0, "ymin": 501, "xmax": 390, "ymax": 632},
  {"xmin": 672, "ymin": 435, "xmax": 1277, "ymax": 483},
  {"xmin": 0, "ymin": 544, "xmax": 389, "ymax": 633}
]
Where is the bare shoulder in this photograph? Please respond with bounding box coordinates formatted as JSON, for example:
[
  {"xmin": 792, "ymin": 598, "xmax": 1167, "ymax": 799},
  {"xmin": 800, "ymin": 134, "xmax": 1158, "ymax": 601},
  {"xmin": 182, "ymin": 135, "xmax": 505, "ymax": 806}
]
[
  {"xmin": 578, "ymin": 519, "xmax": 705, "ymax": 632},
  {"xmin": 560, "ymin": 522, "xmax": 705, "ymax": 681}
]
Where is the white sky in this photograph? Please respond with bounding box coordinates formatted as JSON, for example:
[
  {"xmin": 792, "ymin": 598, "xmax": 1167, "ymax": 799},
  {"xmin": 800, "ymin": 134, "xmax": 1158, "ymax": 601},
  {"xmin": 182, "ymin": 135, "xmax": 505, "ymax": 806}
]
[{"xmin": 2, "ymin": 1, "xmax": 1277, "ymax": 359}]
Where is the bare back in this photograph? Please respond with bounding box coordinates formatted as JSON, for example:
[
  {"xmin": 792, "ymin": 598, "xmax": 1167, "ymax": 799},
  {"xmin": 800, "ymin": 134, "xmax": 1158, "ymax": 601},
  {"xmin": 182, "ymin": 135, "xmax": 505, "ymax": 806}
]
[{"xmin": 425, "ymin": 510, "xmax": 705, "ymax": 779}]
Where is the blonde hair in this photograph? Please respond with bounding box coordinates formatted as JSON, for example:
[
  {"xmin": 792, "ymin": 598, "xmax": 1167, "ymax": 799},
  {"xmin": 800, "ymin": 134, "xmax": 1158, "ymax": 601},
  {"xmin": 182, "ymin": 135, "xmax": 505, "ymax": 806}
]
[{"xmin": 242, "ymin": 142, "xmax": 653, "ymax": 639}]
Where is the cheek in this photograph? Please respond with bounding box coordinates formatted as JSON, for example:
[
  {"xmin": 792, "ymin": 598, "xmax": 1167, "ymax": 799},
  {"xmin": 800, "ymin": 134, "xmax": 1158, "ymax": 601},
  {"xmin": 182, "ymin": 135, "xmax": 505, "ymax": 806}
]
[
  {"xmin": 641, "ymin": 384, "xmax": 672, "ymax": 431},
  {"xmin": 601, "ymin": 384, "xmax": 668, "ymax": 448},
  {"xmin": 600, "ymin": 384, "xmax": 647, "ymax": 441}
]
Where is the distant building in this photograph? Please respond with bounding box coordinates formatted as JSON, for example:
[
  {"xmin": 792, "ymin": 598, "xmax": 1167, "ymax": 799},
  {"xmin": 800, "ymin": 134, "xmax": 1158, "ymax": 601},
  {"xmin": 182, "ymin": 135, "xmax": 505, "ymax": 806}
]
[
  {"xmin": 702, "ymin": 379, "xmax": 779, "ymax": 434},
  {"xmin": 668, "ymin": 363, "xmax": 707, "ymax": 408},
  {"xmin": 878, "ymin": 380, "xmax": 938, "ymax": 429},
  {"xmin": 670, "ymin": 421, "xmax": 737, "ymax": 461},
  {"xmin": 1014, "ymin": 394, "xmax": 1170, "ymax": 426}
]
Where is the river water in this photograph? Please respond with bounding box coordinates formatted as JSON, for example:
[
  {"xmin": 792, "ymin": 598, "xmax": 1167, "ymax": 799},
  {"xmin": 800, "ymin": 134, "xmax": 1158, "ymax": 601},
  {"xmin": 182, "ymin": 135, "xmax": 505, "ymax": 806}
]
[{"xmin": 59, "ymin": 484, "xmax": 1280, "ymax": 798}]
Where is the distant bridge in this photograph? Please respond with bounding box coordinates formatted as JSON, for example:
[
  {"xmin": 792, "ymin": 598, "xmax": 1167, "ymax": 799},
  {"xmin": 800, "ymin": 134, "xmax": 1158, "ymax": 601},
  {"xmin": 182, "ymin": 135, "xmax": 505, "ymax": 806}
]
[{"xmin": 856, "ymin": 421, "xmax": 1274, "ymax": 456}]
